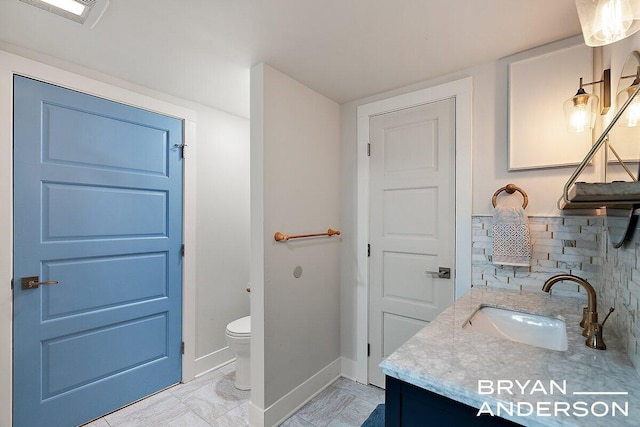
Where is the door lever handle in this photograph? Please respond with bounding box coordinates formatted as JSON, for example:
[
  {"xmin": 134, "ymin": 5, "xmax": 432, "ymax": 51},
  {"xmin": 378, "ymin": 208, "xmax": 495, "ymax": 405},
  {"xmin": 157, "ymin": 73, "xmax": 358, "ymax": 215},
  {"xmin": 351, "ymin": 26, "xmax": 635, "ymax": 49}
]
[
  {"xmin": 21, "ymin": 276, "xmax": 59, "ymax": 289},
  {"xmin": 424, "ymin": 267, "xmax": 451, "ymax": 279}
]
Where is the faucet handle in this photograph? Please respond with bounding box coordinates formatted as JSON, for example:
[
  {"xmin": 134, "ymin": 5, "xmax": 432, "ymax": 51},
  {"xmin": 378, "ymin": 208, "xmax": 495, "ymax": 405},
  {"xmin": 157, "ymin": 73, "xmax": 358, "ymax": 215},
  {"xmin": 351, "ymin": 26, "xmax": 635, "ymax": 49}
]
[
  {"xmin": 586, "ymin": 307, "xmax": 615, "ymax": 351},
  {"xmin": 601, "ymin": 307, "xmax": 615, "ymax": 326}
]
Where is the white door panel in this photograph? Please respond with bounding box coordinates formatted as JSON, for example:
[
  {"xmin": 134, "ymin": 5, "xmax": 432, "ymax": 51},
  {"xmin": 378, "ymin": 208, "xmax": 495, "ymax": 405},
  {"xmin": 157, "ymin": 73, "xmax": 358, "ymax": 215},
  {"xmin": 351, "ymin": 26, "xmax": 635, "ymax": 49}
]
[
  {"xmin": 383, "ymin": 121, "xmax": 438, "ymax": 173},
  {"xmin": 382, "ymin": 313, "xmax": 427, "ymax": 358},
  {"xmin": 383, "ymin": 252, "xmax": 438, "ymax": 305},
  {"xmin": 368, "ymin": 99, "xmax": 455, "ymax": 388},
  {"xmin": 383, "ymin": 187, "xmax": 437, "ymax": 237}
]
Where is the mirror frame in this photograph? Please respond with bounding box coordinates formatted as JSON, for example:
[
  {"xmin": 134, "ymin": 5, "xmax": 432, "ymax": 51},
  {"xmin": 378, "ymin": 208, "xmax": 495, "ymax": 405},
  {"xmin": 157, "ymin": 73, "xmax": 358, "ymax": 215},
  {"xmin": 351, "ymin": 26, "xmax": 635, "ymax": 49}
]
[
  {"xmin": 608, "ymin": 51, "xmax": 640, "ymax": 167},
  {"xmin": 607, "ymin": 51, "xmax": 640, "ymax": 248},
  {"xmin": 607, "ymin": 206, "xmax": 638, "ymax": 248}
]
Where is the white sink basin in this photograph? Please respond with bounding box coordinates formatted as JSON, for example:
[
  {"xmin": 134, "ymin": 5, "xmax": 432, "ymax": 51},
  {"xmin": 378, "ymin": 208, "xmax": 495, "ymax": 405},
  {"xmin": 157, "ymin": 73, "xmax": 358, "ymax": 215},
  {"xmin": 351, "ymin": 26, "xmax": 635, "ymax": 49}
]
[{"xmin": 463, "ymin": 305, "xmax": 568, "ymax": 351}]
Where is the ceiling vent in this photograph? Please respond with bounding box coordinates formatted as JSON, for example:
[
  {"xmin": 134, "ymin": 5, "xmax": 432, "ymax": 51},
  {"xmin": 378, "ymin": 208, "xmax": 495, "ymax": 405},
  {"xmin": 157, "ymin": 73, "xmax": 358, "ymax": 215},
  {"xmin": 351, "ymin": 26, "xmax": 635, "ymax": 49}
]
[{"xmin": 19, "ymin": 0, "xmax": 109, "ymax": 27}]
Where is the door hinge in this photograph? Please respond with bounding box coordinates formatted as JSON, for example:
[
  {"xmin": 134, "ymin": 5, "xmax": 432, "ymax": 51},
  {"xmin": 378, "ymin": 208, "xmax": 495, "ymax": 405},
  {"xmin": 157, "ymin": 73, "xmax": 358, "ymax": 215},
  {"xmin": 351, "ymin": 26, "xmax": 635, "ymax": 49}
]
[
  {"xmin": 367, "ymin": 244, "xmax": 370, "ymax": 257},
  {"xmin": 367, "ymin": 143, "xmax": 371, "ymax": 157},
  {"xmin": 10, "ymin": 278, "xmax": 13, "ymax": 290},
  {"xmin": 181, "ymin": 244, "xmax": 185, "ymax": 257},
  {"xmin": 367, "ymin": 343, "xmax": 371, "ymax": 357},
  {"xmin": 174, "ymin": 143, "xmax": 187, "ymax": 159},
  {"xmin": 181, "ymin": 342, "xmax": 185, "ymax": 354}
]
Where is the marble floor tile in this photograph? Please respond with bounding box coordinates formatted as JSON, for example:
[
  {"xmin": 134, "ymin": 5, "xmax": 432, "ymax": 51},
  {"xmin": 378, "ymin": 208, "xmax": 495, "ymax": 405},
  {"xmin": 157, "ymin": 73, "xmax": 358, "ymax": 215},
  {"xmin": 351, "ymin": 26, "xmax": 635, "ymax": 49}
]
[
  {"xmin": 81, "ymin": 370, "xmax": 385, "ymax": 427},
  {"xmin": 104, "ymin": 392, "xmax": 195, "ymax": 427},
  {"xmin": 279, "ymin": 415, "xmax": 316, "ymax": 426},
  {"xmin": 180, "ymin": 370, "xmax": 249, "ymax": 423},
  {"xmin": 171, "ymin": 363, "xmax": 236, "ymax": 400},
  {"xmin": 160, "ymin": 411, "xmax": 212, "ymax": 427},
  {"xmin": 82, "ymin": 418, "xmax": 110, "ymax": 427},
  {"xmin": 331, "ymin": 377, "xmax": 385, "ymax": 405},
  {"xmin": 294, "ymin": 385, "xmax": 356, "ymax": 427},
  {"xmin": 326, "ymin": 398, "xmax": 377, "ymax": 427},
  {"xmin": 210, "ymin": 401, "xmax": 249, "ymax": 427}
]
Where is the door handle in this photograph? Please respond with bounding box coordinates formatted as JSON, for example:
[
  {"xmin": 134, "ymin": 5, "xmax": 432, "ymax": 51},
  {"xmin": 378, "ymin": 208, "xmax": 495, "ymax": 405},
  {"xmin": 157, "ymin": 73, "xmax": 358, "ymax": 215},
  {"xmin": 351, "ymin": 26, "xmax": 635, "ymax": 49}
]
[
  {"xmin": 21, "ymin": 276, "xmax": 59, "ymax": 290},
  {"xmin": 424, "ymin": 267, "xmax": 451, "ymax": 279}
]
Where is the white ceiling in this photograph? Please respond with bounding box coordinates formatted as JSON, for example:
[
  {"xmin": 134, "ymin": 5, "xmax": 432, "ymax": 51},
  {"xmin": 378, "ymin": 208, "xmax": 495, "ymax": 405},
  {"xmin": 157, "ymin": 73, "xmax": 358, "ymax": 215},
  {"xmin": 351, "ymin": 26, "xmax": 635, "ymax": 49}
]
[{"xmin": 0, "ymin": 0, "xmax": 582, "ymax": 118}]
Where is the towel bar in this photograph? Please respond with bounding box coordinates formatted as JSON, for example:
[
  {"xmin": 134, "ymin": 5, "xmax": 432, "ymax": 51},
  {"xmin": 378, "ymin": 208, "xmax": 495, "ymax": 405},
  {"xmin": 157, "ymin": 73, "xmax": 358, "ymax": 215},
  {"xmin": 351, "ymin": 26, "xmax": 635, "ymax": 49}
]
[
  {"xmin": 274, "ymin": 228, "xmax": 341, "ymax": 242},
  {"xmin": 492, "ymin": 184, "xmax": 528, "ymax": 209}
]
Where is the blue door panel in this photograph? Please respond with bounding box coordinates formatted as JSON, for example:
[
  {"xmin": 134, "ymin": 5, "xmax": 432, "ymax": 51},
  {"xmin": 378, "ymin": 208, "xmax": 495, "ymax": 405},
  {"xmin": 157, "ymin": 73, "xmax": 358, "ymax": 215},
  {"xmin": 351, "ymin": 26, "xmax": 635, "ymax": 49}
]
[
  {"xmin": 43, "ymin": 183, "xmax": 168, "ymax": 239},
  {"xmin": 43, "ymin": 314, "xmax": 168, "ymax": 398},
  {"xmin": 31, "ymin": 351, "xmax": 178, "ymax": 427},
  {"xmin": 13, "ymin": 75, "xmax": 183, "ymax": 427},
  {"xmin": 39, "ymin": 297, "xmax": 172, "ymax": 342},
  {"xmin": 42, "ymin": 253, "xmax": 167, "ymax": 319},
  {"xmin": 44, "ymin": 103, "xmax": 169, "ymax": 176}
]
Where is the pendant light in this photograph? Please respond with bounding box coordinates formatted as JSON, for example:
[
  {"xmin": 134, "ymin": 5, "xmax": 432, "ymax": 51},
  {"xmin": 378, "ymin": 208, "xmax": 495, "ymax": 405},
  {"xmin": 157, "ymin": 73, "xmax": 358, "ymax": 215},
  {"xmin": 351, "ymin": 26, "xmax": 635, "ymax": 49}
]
[{"xmin": 575, "ymin": 0, "xmax": 640, "ymax": 47}]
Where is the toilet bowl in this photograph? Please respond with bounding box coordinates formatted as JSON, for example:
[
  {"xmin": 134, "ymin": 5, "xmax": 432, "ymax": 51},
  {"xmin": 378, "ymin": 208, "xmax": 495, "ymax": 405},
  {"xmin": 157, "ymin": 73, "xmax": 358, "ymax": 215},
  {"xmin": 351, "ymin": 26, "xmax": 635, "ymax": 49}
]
[{"xmin": 225, "ymin": 315, "xmax": 251, "ymax": 390}]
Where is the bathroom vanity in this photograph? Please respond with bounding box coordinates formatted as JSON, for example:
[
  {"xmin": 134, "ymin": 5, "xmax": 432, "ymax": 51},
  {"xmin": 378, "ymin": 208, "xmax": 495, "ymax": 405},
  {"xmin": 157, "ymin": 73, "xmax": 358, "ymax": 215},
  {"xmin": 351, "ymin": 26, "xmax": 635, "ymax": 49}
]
[
  {"xmin": 380, "ymin": 287, "xmax": 640, "ymax": 426},
  {"xmin": 385, "ymin": 375, "xmax": 520, "ymax": 426}
]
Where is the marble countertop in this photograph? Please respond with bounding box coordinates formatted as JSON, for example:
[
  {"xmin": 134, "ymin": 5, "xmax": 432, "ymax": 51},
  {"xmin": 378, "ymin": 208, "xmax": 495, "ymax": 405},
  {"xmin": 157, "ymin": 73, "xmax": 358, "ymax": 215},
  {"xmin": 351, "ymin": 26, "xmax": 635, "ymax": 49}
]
[{"xmin": 380, "ymin": 287, "xmax": 640, "ymax": 427}]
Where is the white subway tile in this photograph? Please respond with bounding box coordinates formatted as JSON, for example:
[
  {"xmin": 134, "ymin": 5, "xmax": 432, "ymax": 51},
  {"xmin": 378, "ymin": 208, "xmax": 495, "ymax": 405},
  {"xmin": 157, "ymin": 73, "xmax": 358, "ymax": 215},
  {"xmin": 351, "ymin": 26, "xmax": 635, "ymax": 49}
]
[
  {"xmin": 533, "ymin": 245, "xmax": 564, "ymax": 255},
  {"xmin": 563, "ymin": 217, "xmax": 590, "ymax": 226},
  {"xmin": 562, "ymin": 247, "xmax": 599, "ymax": 258},
  {"xmin": 529, "ymin": 223, "xmax": 548, "ymax": 232},
  {"xmin": 530, "ymin": 231, "xmax": 554, "ymax": 240},
  {"xmin": 547, "ymin": 225, "xmax": 581, "ymax": 233},
  {"xmin": 553, "ymin": 231, "xmax": 597, "ymax": 241}
]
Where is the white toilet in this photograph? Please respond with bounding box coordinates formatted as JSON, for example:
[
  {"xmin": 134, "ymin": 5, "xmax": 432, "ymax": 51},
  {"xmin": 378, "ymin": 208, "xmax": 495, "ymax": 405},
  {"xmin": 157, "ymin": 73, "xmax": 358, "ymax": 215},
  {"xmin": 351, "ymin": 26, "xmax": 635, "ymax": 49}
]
[{"xmin": 225, "ymin": 315, "xmax": 251, "ymax": 390}]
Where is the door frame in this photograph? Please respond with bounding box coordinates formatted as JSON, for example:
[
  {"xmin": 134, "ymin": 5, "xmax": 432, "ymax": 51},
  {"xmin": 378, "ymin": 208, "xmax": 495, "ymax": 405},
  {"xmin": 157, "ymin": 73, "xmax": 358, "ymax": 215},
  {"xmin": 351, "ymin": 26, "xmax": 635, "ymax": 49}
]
[
  {"xmin": 355, "ymin": 77, "xmax": 473, "ymax": 384},
  {"xmin": 0, "ymin": 49, "xmax": 198, "ymax": 427}
]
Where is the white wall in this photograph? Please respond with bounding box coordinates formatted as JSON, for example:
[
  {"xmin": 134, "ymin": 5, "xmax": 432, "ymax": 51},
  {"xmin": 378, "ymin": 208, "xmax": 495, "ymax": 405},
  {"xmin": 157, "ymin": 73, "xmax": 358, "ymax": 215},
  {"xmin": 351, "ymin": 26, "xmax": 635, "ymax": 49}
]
[
  {"xmin": 339, "ymin": 39, "xmax": 602, "ymax": 368},
  {"xmin": 194, "ymin": 106, "xmax": 251, "ymax": 373},
  {"xmin": 0, "ymin": 45, "xmax": 250, "ymax": 427},
  {"xmin": 250, "ymin": 64, "xmax": 341, "ymax": 426}
]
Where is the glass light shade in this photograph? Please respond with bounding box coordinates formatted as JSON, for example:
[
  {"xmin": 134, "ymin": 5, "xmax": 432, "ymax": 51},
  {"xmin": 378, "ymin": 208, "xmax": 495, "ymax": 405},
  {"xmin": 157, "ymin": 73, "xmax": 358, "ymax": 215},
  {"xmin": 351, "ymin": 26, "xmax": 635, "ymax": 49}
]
[
  {"xmin": 564, "ymin": 92, "xmax": 599, "ymax": 132},
  {"xmin": 575, "ymin": 0, "xmax": 640, "ymax": 46},
  {"xmin": 617, "ymin": 84, "xmax": 640, "ymax": 126}
]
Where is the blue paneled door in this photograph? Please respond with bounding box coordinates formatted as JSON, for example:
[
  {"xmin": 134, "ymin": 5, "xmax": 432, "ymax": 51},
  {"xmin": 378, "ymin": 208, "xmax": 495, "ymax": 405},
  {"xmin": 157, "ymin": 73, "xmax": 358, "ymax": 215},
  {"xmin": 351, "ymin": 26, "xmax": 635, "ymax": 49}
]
[{"xmin": 13, "ymin": 76, "xmax": 184, "ymax": 427}]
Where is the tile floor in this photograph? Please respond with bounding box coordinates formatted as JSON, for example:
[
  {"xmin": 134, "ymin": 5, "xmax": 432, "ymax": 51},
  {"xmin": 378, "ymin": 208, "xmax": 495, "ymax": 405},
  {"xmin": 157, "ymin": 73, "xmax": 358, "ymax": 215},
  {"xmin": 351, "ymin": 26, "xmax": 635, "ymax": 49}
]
[{"xmin": 83, "ymin": 363, "xmax": 385, "ymax": 427}]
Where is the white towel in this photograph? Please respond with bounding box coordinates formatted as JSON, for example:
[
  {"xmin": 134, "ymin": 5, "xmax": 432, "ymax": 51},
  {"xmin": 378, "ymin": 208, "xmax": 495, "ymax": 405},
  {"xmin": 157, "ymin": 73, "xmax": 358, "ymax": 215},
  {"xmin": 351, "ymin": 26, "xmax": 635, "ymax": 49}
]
[{"xmin": 492, "ymin": 205, "xmax": 531, "ymax": 267}]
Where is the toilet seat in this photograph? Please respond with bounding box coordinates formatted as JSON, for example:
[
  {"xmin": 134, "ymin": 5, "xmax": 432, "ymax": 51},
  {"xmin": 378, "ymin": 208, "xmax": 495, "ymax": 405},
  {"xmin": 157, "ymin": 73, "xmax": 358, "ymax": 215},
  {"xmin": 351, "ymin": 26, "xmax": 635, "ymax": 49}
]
[{"xmin": 226, "ymin": 315, "xmax": 250, "ymax": 338}]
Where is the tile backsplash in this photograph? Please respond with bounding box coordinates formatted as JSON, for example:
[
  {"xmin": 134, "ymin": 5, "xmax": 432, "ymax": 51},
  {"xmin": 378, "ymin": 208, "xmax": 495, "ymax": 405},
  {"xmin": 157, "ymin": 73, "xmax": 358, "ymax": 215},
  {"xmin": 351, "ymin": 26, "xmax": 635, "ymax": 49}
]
[
  {"xmin": 472, "ymin": 215, "xmax": 602, "ymax": 295},
  {"xmin": 472, "ymin": 214, "xmax": 640, "ymax": 374},
  {"xmin": 599, "ymin": 220, "xmax": 640, "ymax": 372}
]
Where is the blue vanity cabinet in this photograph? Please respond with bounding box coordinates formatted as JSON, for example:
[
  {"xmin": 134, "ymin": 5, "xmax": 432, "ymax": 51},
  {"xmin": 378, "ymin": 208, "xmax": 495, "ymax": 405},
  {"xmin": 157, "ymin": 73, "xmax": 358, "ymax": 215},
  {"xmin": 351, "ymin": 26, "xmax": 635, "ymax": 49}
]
[{"xmin": 385, "ymin": 376, "xmax": 523, "ymax": 426}]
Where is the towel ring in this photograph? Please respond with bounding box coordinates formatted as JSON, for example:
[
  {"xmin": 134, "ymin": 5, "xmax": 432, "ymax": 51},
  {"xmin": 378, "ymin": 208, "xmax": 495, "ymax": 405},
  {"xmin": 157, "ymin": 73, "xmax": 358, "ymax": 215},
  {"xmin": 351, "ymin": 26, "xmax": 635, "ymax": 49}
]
[{"xmin": 492, "ymin": 183, "xmax": 528, "ymax": 209}]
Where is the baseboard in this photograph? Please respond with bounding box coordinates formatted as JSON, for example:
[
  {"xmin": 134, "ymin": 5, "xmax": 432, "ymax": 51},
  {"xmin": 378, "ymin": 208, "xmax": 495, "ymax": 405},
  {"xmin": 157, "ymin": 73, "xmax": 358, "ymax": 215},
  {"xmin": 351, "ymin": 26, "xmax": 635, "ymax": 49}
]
[
  {"xmin": 340, "ymin": 357, "xmax": 357, "ymax": 381},
  {"xmin": 248, "ymin": 402, "xmax": 264, "ymax": 427},
  {"xmin": 258, "ymin": 357, "xmax": 342, "ymax": 427},
  {"xmin": 193, "ymin": 346, "xmax": 234, "ymax": 377}
]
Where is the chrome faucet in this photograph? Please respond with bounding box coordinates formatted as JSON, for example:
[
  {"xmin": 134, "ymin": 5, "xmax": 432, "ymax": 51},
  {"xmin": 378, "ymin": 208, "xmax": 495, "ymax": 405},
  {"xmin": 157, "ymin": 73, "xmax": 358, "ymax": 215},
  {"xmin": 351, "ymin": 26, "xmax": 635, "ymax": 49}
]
[{"xmin": 542, "ymin": 274, "xmax": 609, "ymax": 350}]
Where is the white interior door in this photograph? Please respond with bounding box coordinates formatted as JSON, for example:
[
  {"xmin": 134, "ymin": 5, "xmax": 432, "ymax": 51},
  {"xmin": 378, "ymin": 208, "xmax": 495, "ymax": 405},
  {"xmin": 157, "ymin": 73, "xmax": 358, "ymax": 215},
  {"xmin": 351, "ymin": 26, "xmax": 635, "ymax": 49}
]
[{"xmin": 368, "ymin": 98, "xmax": 456, "ymax": 388}]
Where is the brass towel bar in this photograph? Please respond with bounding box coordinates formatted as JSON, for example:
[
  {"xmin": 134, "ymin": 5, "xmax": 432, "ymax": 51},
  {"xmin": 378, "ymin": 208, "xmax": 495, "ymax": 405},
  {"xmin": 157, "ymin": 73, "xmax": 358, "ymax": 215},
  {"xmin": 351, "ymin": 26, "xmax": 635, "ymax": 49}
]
[
  {"xmin": 492, "ymin": 183, "xmax": 528, "ymax": 209},
  {"xmin": 274, "ymin": 228, "xmax": 341, "ymax": 242}
]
